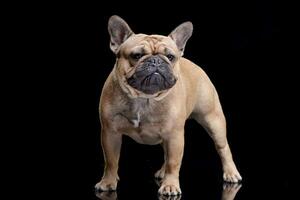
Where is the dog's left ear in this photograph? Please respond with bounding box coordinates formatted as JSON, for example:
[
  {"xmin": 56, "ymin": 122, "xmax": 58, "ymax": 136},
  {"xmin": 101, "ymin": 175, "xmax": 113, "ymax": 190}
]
[
  {"xmin": 108, "ymin": 15, "xmax": 134, "ymax": 54},
  {"xmin": 169, "ymin": 22, "xmax": 193, "ymax": 56}
]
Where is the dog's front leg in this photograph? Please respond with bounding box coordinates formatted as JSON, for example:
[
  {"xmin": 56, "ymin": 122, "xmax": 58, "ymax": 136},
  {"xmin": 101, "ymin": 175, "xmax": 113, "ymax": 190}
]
[
  {"xmin": 158, "ymin": 129, "xmax": 184, "ymax": 196},
  {"xmin": 95, "ymin": 128, "xmax": 122, "ymax": 191}
]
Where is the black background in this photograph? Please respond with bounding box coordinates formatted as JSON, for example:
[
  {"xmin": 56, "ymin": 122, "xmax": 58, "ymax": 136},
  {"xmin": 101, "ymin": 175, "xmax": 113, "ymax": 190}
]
[{"xmin": 21, "ymin": 0, "xmax": 292, "ymax": 199}]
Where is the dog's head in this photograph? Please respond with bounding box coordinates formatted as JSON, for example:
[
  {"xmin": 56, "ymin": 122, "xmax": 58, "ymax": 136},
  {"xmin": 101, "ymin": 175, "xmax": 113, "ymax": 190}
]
[{"xmin": 108, "ymin": 15, "xmax": 193, "ymax": 99}]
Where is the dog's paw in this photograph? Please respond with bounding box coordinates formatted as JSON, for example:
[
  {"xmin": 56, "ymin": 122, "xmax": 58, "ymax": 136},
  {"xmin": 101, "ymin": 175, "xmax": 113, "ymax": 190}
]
[
  {"xmin": 95, "ymin": 178, "xmax": 118, "ymax": 191},
  {"xmin": 223, "ymin": 167, "xmax": 242, "ymax": 183},
  {"xmin": 155, "ymin": 165, "xmax": 165, "ymax": 179},
  {"xmin": 158, "ymin": 184, "xmax": 182, "ymax": 196},
  {"xmin": 158, "ymin": 178, "xmax": 181, "ymax": 196}
]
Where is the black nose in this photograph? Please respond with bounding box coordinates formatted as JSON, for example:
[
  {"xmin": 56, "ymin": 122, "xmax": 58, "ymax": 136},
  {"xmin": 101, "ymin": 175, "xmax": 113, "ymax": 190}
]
[{"xmin": 146, "ymin": 55, "xmax": 163, "ymax": 65}]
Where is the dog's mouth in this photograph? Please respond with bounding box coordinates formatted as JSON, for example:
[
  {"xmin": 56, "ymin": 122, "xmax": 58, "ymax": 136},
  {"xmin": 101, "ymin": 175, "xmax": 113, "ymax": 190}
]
[{"xmin": 127, "ymin": 71, "xmax": 176, "ymax": 95}]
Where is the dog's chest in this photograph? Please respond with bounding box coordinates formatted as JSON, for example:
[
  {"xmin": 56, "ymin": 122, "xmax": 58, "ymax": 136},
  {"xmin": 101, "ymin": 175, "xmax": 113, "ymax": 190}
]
[
  {"xmin": 114, "ymin": 99, "xmax": 168, "ymax": 144},
  {"xmin": 124, "ymin": 101, "xmax": 162, "ymax": 128}
]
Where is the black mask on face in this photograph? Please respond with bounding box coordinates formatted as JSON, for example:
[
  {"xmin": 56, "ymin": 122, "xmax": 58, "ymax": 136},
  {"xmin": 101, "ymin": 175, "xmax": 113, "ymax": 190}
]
[{"xmin": 127, "ymin": 55, "xmax": 177, "ymax": 94}]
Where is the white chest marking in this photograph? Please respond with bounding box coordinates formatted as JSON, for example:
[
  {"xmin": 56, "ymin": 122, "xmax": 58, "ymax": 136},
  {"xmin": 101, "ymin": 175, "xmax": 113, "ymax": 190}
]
[{"xmin": 131, "ymin": 112, "xmax": 140, "ymax": 128}]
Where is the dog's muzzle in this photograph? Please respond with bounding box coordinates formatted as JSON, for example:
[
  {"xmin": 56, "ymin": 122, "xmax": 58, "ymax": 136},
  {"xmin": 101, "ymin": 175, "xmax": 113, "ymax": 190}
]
[{"xmin": 127, "ymin": 55, "xmax": 177, "ymax": 94}]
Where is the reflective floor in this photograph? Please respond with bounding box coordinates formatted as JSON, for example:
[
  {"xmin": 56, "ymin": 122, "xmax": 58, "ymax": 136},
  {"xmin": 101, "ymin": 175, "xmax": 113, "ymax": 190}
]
[
  {"xmin": 91, "ymin": 170, "xmax": 288, "ymax": 200},
  {"xmin": 95, "ymin": 182, "xmax": 242, "ymax": 200}
]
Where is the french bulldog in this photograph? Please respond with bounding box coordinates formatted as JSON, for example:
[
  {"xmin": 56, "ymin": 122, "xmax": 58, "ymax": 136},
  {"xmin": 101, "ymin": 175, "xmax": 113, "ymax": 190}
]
[{"xmin": 95, "ymin": 15, "xmax": 242, "ymax": 196}]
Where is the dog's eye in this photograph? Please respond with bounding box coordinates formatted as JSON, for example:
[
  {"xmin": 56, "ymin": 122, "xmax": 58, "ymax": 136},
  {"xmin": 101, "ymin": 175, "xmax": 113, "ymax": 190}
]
[
  {"xmin": 130, "ymin": 53, "xmax": 143, "ymax": 60},
  {"xmin": 166, "ymin": 54, "xmax": 175, "ymax": 61}
]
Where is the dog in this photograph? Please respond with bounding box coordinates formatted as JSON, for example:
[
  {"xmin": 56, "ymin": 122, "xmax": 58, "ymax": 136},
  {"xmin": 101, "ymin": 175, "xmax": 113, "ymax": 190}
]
[{"xmin": 95, "ymin": 15, "xmax": 242, "ymax": 196}]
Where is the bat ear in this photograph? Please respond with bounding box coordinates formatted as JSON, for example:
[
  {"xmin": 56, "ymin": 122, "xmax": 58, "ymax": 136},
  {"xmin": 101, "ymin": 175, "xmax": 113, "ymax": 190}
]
[
  {"xmin": 108, "ymin": 15, "xmax": 134, "ymax": 54},
  {"xmin": 169, "ymin": 22, "xmax": 193, "ymax": 56}
]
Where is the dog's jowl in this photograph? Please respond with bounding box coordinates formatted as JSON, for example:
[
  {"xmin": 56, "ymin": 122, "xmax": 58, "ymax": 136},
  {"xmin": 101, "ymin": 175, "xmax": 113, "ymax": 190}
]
[{"xmin": 95, "ymin": 15, "xmax": 242, "ymax": 196}]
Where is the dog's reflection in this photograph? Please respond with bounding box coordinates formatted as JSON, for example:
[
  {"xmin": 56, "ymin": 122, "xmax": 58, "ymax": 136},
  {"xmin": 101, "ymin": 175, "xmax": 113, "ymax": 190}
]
[
  {"xmin": 95, "ymin": 191, "xmax": 118, "ymax": 200},
  {"xmin": 95, "ymin": 182, "xmax": 241, "ymax": 200},
  {"xmin": 221, "ymin": 183, "xmax": 242, "ymax": 200},
  {"xmin": 158, "ymin": 194, "xmax": 182, "ymax": 200}
]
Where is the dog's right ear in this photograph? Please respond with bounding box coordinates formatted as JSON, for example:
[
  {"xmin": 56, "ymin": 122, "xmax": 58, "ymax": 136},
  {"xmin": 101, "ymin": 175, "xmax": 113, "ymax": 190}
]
[{"xmin": 108, "ymin": 15, "xmax": 134, "ymax": 54}]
